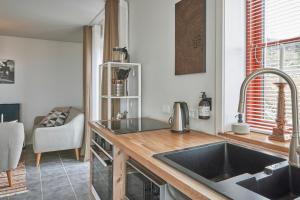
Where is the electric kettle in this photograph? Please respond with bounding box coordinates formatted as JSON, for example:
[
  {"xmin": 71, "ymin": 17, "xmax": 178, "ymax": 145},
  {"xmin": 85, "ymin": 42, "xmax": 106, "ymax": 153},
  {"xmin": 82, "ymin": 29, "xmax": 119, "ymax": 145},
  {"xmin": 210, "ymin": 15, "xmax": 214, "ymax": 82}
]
[{"xmin": 169, "ymin": 102, "xmax": 190, "ymax": 133}]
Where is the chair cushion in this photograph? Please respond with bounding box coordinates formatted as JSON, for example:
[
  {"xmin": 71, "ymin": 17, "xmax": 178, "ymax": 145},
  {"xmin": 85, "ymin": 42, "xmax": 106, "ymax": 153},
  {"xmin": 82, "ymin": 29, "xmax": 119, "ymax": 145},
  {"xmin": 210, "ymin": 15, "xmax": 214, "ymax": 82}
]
[{"xmin": 40, "ymin": 107, "xmax": 71, "ymax": 127}]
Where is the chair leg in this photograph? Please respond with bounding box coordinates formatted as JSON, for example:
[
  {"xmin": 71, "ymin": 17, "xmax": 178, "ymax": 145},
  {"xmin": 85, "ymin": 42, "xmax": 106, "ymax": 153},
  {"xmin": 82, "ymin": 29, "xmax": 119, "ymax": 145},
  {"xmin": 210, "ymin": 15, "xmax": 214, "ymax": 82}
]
[
  {"xmin": 6, "ymin": 170, "xmax": 13, "ymax": 187},
  {"xmin": 36, "ymin": 153, "xmax": 41, "ymax": 167},
  {"xmin": 75, "ymin": 148, "xmax": 80, "ymax": 161}
]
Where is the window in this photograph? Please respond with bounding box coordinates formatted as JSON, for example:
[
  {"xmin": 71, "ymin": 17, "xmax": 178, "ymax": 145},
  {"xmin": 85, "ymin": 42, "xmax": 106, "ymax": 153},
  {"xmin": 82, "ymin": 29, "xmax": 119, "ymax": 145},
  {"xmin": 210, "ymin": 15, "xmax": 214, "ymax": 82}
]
[{"xmin": 246, "ymin": 0, "xmax": 300, "ymax": 133}]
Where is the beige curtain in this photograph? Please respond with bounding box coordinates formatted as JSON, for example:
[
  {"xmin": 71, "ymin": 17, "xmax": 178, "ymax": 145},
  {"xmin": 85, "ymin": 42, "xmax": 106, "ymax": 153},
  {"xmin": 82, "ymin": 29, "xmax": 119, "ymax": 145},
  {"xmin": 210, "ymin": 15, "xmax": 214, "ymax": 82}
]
[
  {"xmin": 82, "ymin": 0, "xmax": 119, "ymax": 160},
  {"xmin": 102, "ymin": 0, "xmax": 120, "ymax": 120},
  {"xmin": 82, "ymin": 26, "xmax": 92, "ymax": 161},
  {"xmin": 103, "ymin": 0, "xmax": 119, "ymax": 62}
]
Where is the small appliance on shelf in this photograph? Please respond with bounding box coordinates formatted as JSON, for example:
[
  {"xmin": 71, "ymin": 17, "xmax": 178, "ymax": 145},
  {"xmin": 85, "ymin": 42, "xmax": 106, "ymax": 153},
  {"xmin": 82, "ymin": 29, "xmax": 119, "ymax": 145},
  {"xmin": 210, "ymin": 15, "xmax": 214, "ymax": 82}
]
[{"xmin": 112, "ymin": 47, "xmax": 129, "ymax": 63}]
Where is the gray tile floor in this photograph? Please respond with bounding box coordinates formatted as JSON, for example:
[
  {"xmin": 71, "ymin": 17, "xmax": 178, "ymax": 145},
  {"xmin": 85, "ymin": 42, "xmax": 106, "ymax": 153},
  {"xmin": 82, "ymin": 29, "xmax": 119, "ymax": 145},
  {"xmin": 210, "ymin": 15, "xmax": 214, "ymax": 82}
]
[{"xmin": 0, "ymin": 146, "xmax": 90, "ymax": 200}]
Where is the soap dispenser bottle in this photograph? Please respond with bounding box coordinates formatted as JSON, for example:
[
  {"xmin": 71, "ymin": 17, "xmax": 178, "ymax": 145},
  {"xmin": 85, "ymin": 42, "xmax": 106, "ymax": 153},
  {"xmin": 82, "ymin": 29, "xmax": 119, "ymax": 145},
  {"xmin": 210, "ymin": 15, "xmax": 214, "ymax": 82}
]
[
  {"xmin": 198, "ymin": 92, "xmax": 210, "ymax": 119},
  {"xmin": 231, "ymin": 113, "xmax": 250, "ymax": 135}
]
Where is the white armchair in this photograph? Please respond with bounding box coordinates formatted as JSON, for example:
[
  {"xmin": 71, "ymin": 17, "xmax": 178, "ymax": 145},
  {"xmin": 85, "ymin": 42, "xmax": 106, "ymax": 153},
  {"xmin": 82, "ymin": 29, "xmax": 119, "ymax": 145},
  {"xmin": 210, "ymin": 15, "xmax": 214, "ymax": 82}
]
[
  {"xmin": 0, "ymin": 122, "xmax": 25, "ymax": 187},
  {"xmin": 32, "ymin": 107, "xmax": 84, "ymax": 166}
]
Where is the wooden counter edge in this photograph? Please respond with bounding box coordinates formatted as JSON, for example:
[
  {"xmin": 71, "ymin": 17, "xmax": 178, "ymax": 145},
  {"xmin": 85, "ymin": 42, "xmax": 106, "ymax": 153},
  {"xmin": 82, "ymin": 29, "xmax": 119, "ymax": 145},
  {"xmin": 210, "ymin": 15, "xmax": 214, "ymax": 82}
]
[{"xmin": 221, "ymin": 131, "xmax": 289, "ymax": 155}]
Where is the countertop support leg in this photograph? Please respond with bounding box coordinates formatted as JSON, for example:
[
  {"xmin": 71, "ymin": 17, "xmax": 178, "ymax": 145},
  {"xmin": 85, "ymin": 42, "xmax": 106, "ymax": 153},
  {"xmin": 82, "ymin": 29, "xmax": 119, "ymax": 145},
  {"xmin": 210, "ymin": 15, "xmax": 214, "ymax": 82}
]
[{"xmin": 113, "ymin": 146, "xmax": 128, "ymax": 200}]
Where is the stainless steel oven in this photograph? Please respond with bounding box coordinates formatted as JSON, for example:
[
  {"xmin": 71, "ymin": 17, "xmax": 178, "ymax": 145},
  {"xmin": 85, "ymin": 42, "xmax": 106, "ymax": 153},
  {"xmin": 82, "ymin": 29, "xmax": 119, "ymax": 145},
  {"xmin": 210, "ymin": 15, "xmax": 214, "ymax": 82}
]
[
  {"xmin": 126, "ymin": 159, "xmax": 191, "ymax": 200},
  {"xmin": 90, "ymin": 130, "xmax": 113, "ymax": 200},
  {"xmin": 126, "ymin": 159, "xmax": 166, "ymax": 200}
]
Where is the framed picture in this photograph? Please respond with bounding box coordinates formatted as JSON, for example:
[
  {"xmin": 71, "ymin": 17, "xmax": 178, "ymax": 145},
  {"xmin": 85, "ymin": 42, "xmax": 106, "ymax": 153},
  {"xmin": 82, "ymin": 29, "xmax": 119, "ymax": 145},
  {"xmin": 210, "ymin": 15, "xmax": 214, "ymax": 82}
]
[
  {"xmin": 175, "ymin": 0, "xmax": 206, "ymax": 75},
  {"xmin": 0, "ymin": 59, "xmax": 15, "ymax": 84}
]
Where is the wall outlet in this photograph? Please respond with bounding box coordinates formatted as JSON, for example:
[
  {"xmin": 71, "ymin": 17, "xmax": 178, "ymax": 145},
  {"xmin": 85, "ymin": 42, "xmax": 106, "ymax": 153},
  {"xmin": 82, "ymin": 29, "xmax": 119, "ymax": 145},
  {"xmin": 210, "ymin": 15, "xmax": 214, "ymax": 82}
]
[
  {"xmin": 162, "ymin": 105, "xmax": 171, "ymax": 115},
  {"xmin": 189, "ymin": 108, "xmax": 198, "ymax": 119}
]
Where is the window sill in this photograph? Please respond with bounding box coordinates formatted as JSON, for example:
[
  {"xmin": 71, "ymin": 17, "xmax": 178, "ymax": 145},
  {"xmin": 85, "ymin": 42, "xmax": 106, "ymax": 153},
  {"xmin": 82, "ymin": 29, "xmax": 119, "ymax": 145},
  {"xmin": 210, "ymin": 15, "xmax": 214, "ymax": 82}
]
[{"xmin": 220, "ymin": 131, "xmax": 290, "ymax": 154}]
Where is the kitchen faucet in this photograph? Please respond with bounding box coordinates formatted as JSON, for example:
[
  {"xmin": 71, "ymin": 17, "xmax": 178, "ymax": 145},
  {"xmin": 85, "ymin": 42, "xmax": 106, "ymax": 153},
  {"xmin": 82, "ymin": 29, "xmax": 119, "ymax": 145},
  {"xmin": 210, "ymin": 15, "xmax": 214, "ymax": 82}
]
[{"xmin": 238, "ymin": 68, "xmax": 300, "ymax": 167}]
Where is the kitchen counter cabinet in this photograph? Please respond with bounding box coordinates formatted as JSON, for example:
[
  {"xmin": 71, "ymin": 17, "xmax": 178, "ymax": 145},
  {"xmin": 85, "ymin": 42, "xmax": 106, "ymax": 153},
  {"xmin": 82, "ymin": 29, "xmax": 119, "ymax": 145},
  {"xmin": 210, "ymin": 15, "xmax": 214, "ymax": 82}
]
[{"xmin": 89, "ymin": 121, "xmax": 228, "ymax": 200}]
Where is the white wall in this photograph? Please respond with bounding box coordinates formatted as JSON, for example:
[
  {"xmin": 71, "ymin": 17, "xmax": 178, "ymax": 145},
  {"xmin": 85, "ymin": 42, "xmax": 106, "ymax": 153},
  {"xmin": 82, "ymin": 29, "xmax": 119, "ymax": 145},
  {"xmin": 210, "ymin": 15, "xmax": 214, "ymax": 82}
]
[
  {"xmin": 223, "ymin": 0, "xmax": 246, "ymax": 131},
  {"xmin": 128, "ymin": 0, "xmax": 219, "ymax": 134},
  {"xmin": 0, "ymin": 36, "xmax": 83, "ymax": 143}
]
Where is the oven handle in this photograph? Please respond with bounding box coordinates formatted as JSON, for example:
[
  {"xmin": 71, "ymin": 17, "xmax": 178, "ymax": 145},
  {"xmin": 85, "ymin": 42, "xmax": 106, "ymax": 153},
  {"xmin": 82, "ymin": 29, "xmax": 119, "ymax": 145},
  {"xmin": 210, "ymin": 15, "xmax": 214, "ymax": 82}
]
[
  {"xmin": 91, "ymin": 139, "xmax": 113, "ymax": 160},
  {"xmin": 92, "ymin": 129, "xmax": 113, "ymax": 145},
  {"xmin": 90, "ymin": 148, "xmax": 112, "ymax": 167}
]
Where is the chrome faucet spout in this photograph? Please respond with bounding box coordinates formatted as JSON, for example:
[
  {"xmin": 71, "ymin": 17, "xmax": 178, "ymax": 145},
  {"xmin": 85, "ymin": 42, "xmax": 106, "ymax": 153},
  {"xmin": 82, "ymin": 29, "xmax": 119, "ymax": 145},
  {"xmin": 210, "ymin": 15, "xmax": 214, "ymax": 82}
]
[{"xmin": 238, "ymin": 68, "xmax": 300, "ymax": 167}]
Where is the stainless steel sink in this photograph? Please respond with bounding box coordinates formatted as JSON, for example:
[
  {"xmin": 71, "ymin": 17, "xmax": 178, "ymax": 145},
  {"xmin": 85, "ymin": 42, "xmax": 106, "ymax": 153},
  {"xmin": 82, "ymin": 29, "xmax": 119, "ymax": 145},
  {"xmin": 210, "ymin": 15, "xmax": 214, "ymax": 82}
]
[
  {"xmin": 237, "ymin": 165, "xmax": 300, "ymax": 200},
  {"xmin": 154, "ymin": 141, "xmax": 289, "ymax": 200},
  {"xmin": 154, "ymin": 142, "xmax": 285, "ymax": 182}
]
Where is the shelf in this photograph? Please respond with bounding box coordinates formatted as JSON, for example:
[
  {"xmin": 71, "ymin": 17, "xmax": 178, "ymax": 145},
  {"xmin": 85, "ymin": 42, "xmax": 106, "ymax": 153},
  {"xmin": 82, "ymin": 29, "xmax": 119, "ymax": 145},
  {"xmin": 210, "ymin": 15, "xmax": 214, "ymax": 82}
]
[
  {"xmin": 100, "ymin": 61, "xmax": 142, "ymax": 120},
  {"xmin": 100, "ymin": 62, "xmax": 141, "ymax": 68},
  {"xmin": 101, "ymin": 95, "xmax": 141, "ymax": 99},
  {"xmin": 221, "ymin": 132, "xmax": 289, "ymax": 155}
]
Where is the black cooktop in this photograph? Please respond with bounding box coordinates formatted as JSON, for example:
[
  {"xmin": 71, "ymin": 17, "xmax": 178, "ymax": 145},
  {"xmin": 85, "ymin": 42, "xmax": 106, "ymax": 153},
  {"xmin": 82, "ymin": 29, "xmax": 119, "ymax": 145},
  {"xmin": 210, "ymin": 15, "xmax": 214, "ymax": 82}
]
[{"xmin": 97, "ymin": 117, "xmax": 170, "ymax": 134}]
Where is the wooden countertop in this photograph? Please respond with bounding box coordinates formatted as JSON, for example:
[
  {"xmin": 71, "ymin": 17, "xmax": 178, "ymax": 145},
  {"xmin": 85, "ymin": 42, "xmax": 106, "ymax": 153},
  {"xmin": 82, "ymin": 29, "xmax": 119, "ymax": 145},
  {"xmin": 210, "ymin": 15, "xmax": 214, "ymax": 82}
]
[{"xmin": 89, "ymin": 121, "xmax": 228, "ymax": 200}]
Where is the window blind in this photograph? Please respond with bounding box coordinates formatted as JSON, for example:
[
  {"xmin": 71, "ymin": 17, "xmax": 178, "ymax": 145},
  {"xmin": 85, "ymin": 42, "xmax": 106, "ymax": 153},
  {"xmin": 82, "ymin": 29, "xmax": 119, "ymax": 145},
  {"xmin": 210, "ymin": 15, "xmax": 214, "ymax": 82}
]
[{"xmin": 246, "ymin": 0, "xmax": 300, "ymax": 133}]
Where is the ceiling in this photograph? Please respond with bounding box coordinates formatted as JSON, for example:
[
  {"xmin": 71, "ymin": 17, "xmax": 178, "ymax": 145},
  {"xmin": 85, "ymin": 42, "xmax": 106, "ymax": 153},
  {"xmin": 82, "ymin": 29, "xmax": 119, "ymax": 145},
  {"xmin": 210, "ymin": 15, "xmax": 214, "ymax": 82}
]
[{"xmin": 0, "ymin": 0, "xmax": 105, "ymax": 42}]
